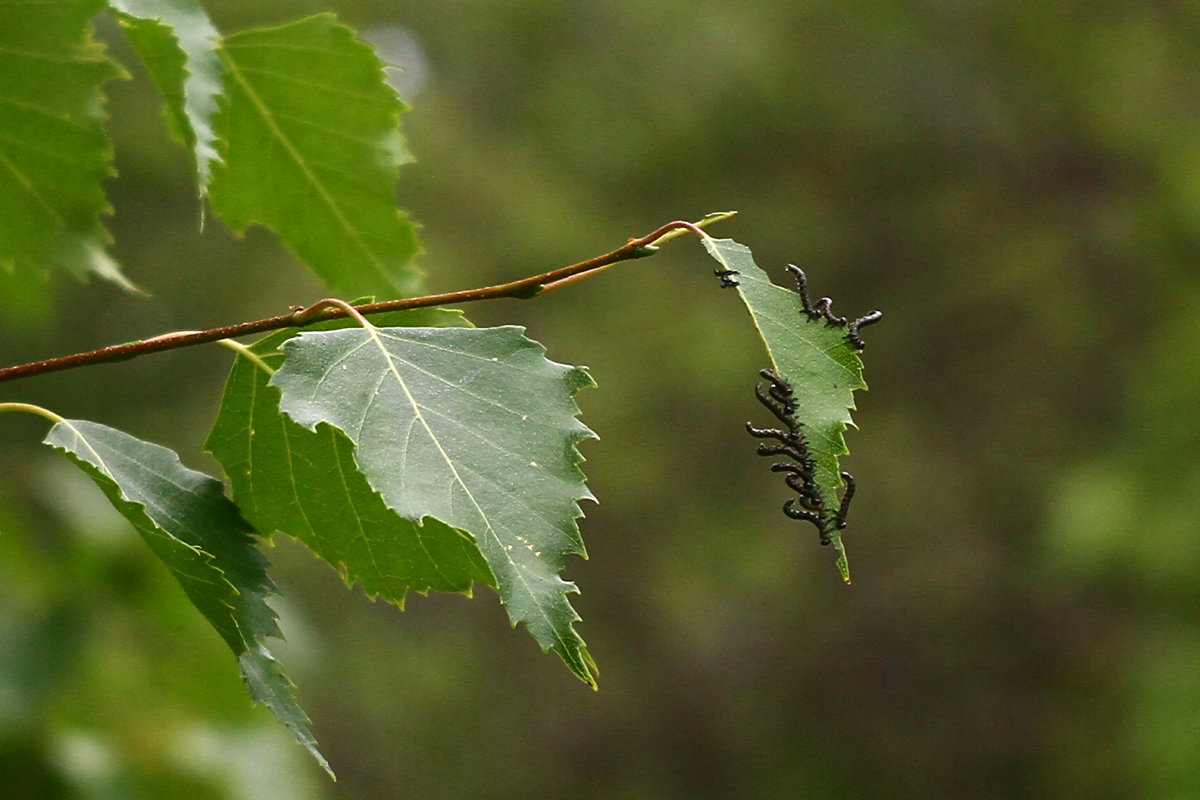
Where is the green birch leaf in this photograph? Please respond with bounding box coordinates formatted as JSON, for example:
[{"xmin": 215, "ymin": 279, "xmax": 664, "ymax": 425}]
[
  {"xmin": 109, "ymin": 0, "xmax": 223, "ymax": 189},
  {"xmin": 209, "ymin": 13, "xmax": 422, "ymax": 299},
  {"xmin": 43, "ymin": 419, "xmax": 330, "ymax": 777},
  {"xmin": 270, "ymin": 324, "xmax": 598, "ymax": 685},
  {"xmin": 702, "ymin": 237, "xmax": 878, "ymax": 583},
  {"xmin": 204, "ymin": 311, "xmax": 495, "ymax": 607},
  {"xmin": 0, "ymin": 0, "xmax": 135, "ymax": 290}
]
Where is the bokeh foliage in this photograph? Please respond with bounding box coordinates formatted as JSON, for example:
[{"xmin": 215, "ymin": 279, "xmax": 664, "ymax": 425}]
[{"xmin": 3, "ymin": 1, "xmax": 1200, "ymax": 797}]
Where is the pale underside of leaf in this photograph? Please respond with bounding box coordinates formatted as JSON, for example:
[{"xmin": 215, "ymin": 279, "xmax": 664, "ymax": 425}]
[
  {"xmin": 44, "ymin": 418, "xmax": 330, "ymax": 776},
  {"xmin": 205, "ymin": 317, "xmax": 495, "ymax": 609},
  {"xmin": 270, "ymin": 324, "xmax": 598, "ymax": 685},
  {"xmin": 0, "ymin": 0, "xmax": 136, "ymax": 289},
  {"xmin": 109, "ymin": 0, "xmax": 223, "ymax": 189},
  {"xmin": 208, "ymin": 13, "xmax": 422, "ymax": 299}
]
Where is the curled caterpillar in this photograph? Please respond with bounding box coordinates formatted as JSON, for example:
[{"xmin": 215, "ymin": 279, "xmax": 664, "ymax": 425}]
[
  {"xmin": 847, "ymin": 311, "xmax": 883, "ymax": 350},
  {"xmin": 835, "ymin": 471, "xmax": 855, "ymax": 529}
]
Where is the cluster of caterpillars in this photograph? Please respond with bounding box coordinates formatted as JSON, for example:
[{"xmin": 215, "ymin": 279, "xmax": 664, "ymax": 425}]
[
  {"xmin": 713, "ymin": 267, "xmax": 741, "ymax": 288},
  {"xmin": 747, "ymin": 368, "xmax": 852, "ymax": 544},
  {"xmin": 711, "ymin": 263, "xmax": 883, "ymax": 351},
  {"xmin": 787, "ymin": 264, "xmax": 882, "ymax": 350},
  {"xmin": 732, "ymin": 263, "xmax": 881, "ymax": 544}
]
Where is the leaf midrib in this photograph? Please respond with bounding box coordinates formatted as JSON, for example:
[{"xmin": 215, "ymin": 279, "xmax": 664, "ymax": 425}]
[
  {"xmin": 218, "ymin": 42, "xmax": 395, "ymax": 287},
  {"xmin": 356, "ymin": 327, "xmax": 578, "ymax": 657}
]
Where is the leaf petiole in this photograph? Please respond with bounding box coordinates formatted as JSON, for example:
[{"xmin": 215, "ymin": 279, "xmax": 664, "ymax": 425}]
[
  {"xmin": 0, "ymin": 402, "xmax": 65, "ymax": 425},
  {"xmin": 215, "ymin": 339, "xmax": 277, "ymax": 376}
]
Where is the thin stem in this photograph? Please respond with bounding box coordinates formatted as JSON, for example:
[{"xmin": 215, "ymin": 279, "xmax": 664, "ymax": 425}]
[
  {"xmin": 0, "ymin": 216, "xmax": 730, "ymax": 385},
  {"xmin": 214, "ymin": 338, "xmax": 276, "ymax": 376},
  {"xmin": 296, "ymin": 297, "xmax": 372, "ymax": 328},
  {"xmin": 0, "ymin": 401, "xmax": 65, "ymax": 424}
]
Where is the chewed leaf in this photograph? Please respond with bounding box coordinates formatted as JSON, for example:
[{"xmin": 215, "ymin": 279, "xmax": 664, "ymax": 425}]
[
  {"xmin": 703, "ymin": 236, "xmax": 879, "ymax": 582},
  {"xmin": 44, "ymin": 419, "xmax": 330, "ymax": 776},
  {"xmin": 270, "ymin": 324, "xmax": 598, "ymax": 686}
]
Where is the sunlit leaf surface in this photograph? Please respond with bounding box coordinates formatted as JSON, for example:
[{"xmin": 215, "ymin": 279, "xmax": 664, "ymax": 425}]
[
  {"xmin": 209, "ymin": 14, "xmax": 422, "ymax": 298},
  {"xmin": 0, "ymin": 0, "xmax": 133, "ymax": 289}
]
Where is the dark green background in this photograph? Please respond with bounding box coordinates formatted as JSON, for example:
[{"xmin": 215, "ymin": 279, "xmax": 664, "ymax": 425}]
[{"xmin": 3, "ymin": 1, "xmax": 1198, "ymax": 797}]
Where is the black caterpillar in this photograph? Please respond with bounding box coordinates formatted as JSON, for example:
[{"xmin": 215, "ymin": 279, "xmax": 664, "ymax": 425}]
[
  {"xmin": 713, "ymin": 268, "xmax": 740, "ymax": 288},
  {"xmin": 747, "ymin": 368, "xmax": 855, "ymax": 545},
  {"xmin": 786, "ymin": 263, "xmax": 882, "ymax": 350}
]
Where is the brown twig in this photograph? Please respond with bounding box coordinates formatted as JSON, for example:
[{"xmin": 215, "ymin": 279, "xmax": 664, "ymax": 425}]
[{"xmin": 0, "ymin": 218, "xmax": 724, "ymax": 385}]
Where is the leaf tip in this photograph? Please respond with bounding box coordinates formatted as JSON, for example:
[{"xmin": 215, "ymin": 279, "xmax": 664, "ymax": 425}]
[
  {"xmin": 572, "ymin": 644, "xmax": 599, "ymax": 690},
  {"xmin": 836, "ymin": 544, "xmax": 852, "ymax": 584},
  {"xmin": 699, "ymin": 210, "xmax": 738, "ymax": 225}
]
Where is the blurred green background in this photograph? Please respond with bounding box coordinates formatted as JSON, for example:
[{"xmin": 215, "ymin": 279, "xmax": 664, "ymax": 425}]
[{"xmin": 4, "ymin": 1, "xmax": 1200, "ymax": 797}]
